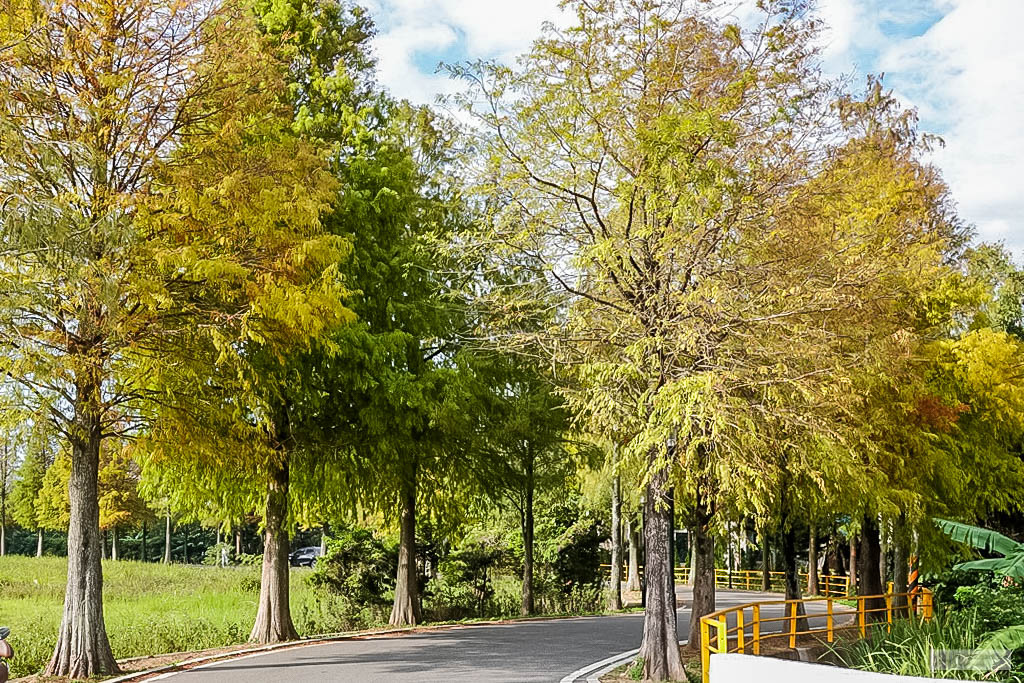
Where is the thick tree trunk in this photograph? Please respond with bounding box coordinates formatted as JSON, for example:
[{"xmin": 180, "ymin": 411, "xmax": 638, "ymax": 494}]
[
  {"xmin": 36, "ymin": 528, "xmax": 43, "ymax": 557},
  {"xmin": 687, "ymin": 488, "xmax": 715, "ymax": 654},
  {"xmin": 390, "ymin": 471, "xmax": 420, "ymax": 626},
  {"xmin": 609, "ymin": 473, "xmax": 622, "ymax": 611},
  {"xmin": 163, "ymin": 513, "xmax": 172, "ymax": 564},
  {"xmin": 858, "ymin": 517, "xmax": 885, "ymax": 618},
  {"xmin": 780, "ymin": 524, "xmax": 808, "ymax": 632},
  {"xmin": 761, "ymin": 528, "xmax": 770, "ymax": 592},
  {"xmin": 627, "ymin": 517, "xmax": 642, "ymax": 592},
  {"xmin": 111, "ymin": 526, "xmax": 118, "ymax": 561},
  {"xmin": 250, "ymin": 456, "xmax": 297, "ymax": 642},
  {"xmin": 521, "ymin": 454, "xmax": 536, "ymax": 616},
  {"xmin": 45, "ymin": 395, "xmax": 118, "ymax": 677},
  {"xmin": 639, "ymin": 462, "xmax": 684, "ymax": 680},
  {"xmin": 250, "ymin": 456, "xmax": 298, "ymax": 643},
  {"xmin": 806, "ymin": 524, "xmax": 819, "ymax": 595}
]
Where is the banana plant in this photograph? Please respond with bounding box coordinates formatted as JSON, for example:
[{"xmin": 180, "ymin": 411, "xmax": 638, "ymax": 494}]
[{"xmin": 935, "ymin": 518, "xmax": 1024, "ymax": 579}]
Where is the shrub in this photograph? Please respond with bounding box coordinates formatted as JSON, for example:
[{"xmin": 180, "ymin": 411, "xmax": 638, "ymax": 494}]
[
  {"xmin": 309, "ymin": 527, "xmax": 395, "ymax": 606},
  {"xmin": 951, "ymin": 583, "xmax": 1024, "ymax": 633},
  {"xmin": 203, "ymin": 542, "xmax": 234, "ymax": 566},
  {"xmin": 424, "ymin": 538, "xmax": 511, "ymax": 620}
]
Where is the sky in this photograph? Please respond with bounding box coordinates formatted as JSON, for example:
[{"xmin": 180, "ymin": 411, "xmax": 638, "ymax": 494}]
[{"xmin": 362, "ymin": 0, "xmax": 1024, "ymax": 257}]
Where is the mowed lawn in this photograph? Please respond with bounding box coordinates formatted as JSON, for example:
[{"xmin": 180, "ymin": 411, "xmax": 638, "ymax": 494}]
[{"xmin": 0, "ymin": 556, "xmax": 327, "ymax": 678}]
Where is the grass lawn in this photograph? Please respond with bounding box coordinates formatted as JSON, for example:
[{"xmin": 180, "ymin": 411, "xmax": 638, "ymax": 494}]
[{"xmin": 0, "ymin": 555, "xmax": 333, "ymax": 679}]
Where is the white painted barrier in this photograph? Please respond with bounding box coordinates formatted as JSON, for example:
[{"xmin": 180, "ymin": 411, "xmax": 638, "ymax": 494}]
[{"xmin": 709, "ymin": 654, "xmax": 966, "ymax": 682}]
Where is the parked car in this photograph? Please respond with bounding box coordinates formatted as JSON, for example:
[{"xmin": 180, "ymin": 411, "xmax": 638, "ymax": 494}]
[{"xmin": 289, "ymin": 546, "xmax": 322, "ymax": 567}]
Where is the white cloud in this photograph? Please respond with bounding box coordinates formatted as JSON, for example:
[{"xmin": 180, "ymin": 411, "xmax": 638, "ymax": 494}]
[
  {"xmin": 365, "ymin": 0, "xmax": 565, "ymax": 105},
  {"xmin": 366, "ymin": 0, "xmax": 1023, "ymax": 256},
  {"xmin": 861, "ymin": 0, "xmax": 1023, "ymax": 254}
]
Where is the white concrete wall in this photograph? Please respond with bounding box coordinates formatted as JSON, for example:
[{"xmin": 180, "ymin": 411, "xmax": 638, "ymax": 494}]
[{"xmin": 709, "ymin": 654, "xmax": 965, "ymax": 682}]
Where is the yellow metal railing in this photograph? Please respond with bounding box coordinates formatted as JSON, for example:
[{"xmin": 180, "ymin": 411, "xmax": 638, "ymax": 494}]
[
  {"xmin": 698, "ymin": 587, "xmax": 934, "ymax": 683},
  {"xmin": 601, "ymin": 565, "xmax": 851, "ymax": 597}
]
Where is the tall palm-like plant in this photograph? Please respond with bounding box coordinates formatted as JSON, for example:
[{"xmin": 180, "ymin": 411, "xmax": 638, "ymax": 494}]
[{"xmin": 935, "ymin": 519, "xmax": 1024, "ymax": 579}]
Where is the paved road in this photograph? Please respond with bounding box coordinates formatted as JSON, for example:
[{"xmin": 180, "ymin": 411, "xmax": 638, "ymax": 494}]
[{"xmin": 160, "ymin": 589, "xmax": 837, "ymax": 682}]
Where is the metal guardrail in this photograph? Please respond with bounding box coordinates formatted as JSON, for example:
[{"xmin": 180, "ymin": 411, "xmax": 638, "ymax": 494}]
[
  {"xmin": 698, "ymin": 588, "xmax": 935, "ymax": 683},
  {"xmin": 601, "ymin": 565, "xmax": 851, "ymax": 597}
]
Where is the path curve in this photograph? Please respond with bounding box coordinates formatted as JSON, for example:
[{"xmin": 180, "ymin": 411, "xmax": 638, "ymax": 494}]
[{"xmin": 155, "ymin": 588, "xmax": 829, "ymax": 682}]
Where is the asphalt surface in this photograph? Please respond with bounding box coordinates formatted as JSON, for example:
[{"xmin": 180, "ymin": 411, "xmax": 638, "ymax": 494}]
[{"xmin": 159, "ymin": 588, "xmax": 838, "ymax": 682}]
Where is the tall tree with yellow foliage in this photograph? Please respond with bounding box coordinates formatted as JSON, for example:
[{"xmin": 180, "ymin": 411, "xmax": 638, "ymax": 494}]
[{"xmin": 0, "ymin": 0, "xmax": 338, "ymax": 675}]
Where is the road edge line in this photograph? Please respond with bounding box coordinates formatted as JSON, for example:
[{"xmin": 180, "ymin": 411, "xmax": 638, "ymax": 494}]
[{"xmin": 560, "ymin": 639, "xmax": 689, "ymax": 683}]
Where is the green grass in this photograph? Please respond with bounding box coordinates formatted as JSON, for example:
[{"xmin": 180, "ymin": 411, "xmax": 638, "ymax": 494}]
[{"xmin": 0, "ymin": 555, "xmax": 349, "ymax": 678}]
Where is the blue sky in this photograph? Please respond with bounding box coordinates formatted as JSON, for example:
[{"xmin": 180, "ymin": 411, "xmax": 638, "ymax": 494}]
[{"xmin": 363, "ymin": 0, "xmax": 1024, "ymax": 257}]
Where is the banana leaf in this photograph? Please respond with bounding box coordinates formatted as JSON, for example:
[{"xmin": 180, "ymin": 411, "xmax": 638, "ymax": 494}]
[
  {"xmin": 935, "ymin": 518, "xmax": 1021, "ymax": 557},
  {"xmin": 955, "ymin": 551, "xmax": 1024, "ymax": 579}
]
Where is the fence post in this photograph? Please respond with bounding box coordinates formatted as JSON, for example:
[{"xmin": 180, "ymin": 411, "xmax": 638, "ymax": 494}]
[
  {"xmin": 737, "ymin": 608, "xmax": 746, "ymax": 654},
  {"xmin": 858, "ymin": 595, "xmax": 866, "ymax": 638},
  {"xmin": 752, "ymin": 605, "xmax": 761, "ymax": 655},
  {"xmin": 718, "ymin": 615, "xmax": 728, "ymax": 654},
  {"xmin": 701, "ymin": 618, "xmax": 711, "ymax": 683},
  {"xmin": 789, "ymin": 601, "xmax": 797, "ymax": 649},
  {"xmin": 886, "ymin": 593, "xmax": 893, "ymax": 632},
  {"xmin": 827, "ymin": 597, "xmax": 834, "ymax": 643}
]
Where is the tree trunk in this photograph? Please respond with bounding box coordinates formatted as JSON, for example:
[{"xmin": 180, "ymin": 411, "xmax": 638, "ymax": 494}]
[
  {"xmin": 111, "ymin": 526, "xmax": 118, "ymax": 561},
  {"xmin": 848, "ymin": 534, "xmax": 858, "ymax": 595},
  {"xmin": 639, "ymin": 461, "xmax": 684, "ymax": 680},
  {"xmin": 141, "ymin": 522, "xmax": 147, "ymax": 562},
  {"xmin": 101, "ymin": 529, "xmax": 107, "ymax": 560},
  {"xmin": 609, "ymin": 472, "xmax": 622, "ymax": 611},
  {"xmin": 806, "ymin": 524, "xmax": 819, "ymax": 595},
  {"xmin": 891, "ymin": 516, "xmax": 909, "ymax": 613},
  {"xmin": 250, "ymin": 455, "xmax": 298, "ymax": 643},
  {"xmin": 0, "ymin": 523, "xmax": 5, "ymax": 557},
  {"xmin": 521, "ymin": 452, "xmax": 536, "ymax": 616},
  {"xmin": 780, "ymin": 524, "xmax": 808, "ymax": 632},
  {"xmin": 878, "ymin": 518, "xmax": 887, "ymax": 589},
  {"xmin": 45, "ymin": 392, "xmax": 118, "ymax": 677},
  {"xmin": 687, "ymin": 487, "xmax": 715, "ymax": 654},
  {"xmin": 320, "ymin": 525, "xmax": 327, "ymax": 556},
  {"xmin": 163, "ymin": 513, "xmax": 172, "ymax": 564},
  {"xmin": 627, "ymin": 517, "xmax": 641, "ymax": 592},
  {"xmin": 236, "ymin": 527, "xmax": 242, "ymax": 557},
  {"xmin": 390, "ymin": 470, "xmax": 420, "ymax": 626},
  {"xmin": 761, "ymin": 528, "xmax": 770, "ymax": 592},
  {"xmin": 858, "ymin": 517, "xmax": 885, "ymax": 618},
  {"xmin": 36, "ymin": 528, "xmax": 43, "ymax": 557}
]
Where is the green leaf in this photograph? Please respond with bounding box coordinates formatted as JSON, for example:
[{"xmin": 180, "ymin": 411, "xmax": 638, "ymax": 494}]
[{"xmin": 935, "ymin": 518, "xmax": 1020, "ymax": 556}]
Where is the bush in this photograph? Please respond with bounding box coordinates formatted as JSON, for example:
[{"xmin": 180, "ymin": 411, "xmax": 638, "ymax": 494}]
[
  {"xmin": 203, "ymin": 542, "xmax": 234, "ymax": 566},
  {"xmin": 309, "ymin": 527, "xmax": 395, "ymax": 606},
  {"xmin": 951, "ymin": 583, "xmax": 1024, "ymax": 633},
  {"xmin": 424, "ymin": 538, "xmax": 511, "ymax": 620},
  {"xmin": 234, "ymin": 552, "xmax": 263, "ymax": 567}
]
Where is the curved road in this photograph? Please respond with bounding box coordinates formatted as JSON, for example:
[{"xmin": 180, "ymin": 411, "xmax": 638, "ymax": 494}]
[{"xmin": 158, "ymin": 588, "xmax": 832, "ymax": 682}]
